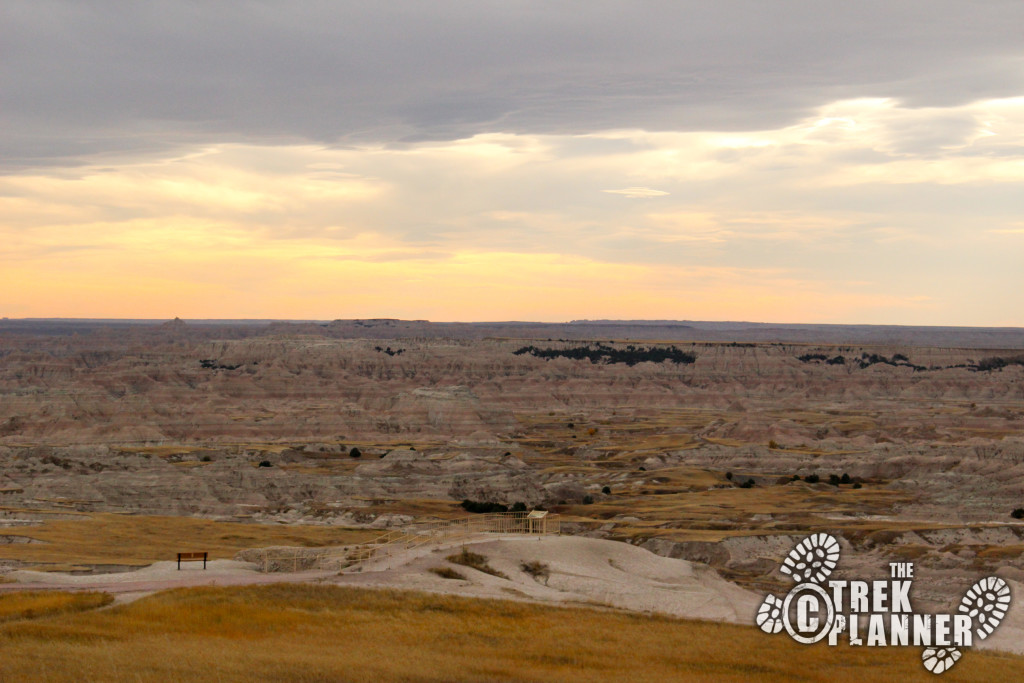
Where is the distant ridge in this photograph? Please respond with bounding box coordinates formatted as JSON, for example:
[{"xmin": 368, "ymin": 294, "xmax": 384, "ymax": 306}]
[
  {"xmin": 570, "ymin": 319, "xmax": 1024, "ymax": 331},
  {"xmin": 570, "ymin": 320, "xmax": 694, "ymax": 327},
  {"xmin": 1, "ymin": 318, "xmax": 1022, "ymax": 348}
]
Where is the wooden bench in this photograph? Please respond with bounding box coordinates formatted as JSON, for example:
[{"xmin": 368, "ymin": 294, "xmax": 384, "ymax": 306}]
[{"xmin": 177, "ymin": 551, "xmax": 208, "ymax": 570}]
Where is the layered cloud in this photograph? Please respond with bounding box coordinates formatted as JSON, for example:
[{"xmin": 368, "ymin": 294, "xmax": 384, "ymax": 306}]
[
  {"xmin": 1, "ymin": 2, "xmax": 1022, "ymax": 323},
  {"xmin": 5, "ymin": 1, "xmax": 1024, "ymax": 168}
]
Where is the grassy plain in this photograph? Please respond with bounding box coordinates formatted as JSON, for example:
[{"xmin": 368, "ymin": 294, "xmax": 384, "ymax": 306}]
[
  {"xmin": 0, "ymin": 584, "xmax": 1020, "ymax": 682},
  {"xmin": 0, "ymin": 591, "xmax": 111, "ymax": 623},
  {"xmin": 0, "ymin": 513, "xmax": 378, "ymax": 567}
]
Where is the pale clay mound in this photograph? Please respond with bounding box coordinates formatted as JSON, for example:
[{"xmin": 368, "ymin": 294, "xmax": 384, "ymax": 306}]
[
  {"xmin": 346, "ymin": 535, "xmax": 760, "ymax": 624},
  {"xmin": 5, "ymin": 536, "xmax": 758, "ymax": 624}
]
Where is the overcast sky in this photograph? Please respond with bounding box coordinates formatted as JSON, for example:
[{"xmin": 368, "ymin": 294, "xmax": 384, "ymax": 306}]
[{"xmin": 3, "ymin": 1, "xmax": 1023, "ymax": 324}]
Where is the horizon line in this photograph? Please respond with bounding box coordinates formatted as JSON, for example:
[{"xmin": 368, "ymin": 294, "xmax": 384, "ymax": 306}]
[{"xmin": 3, "ymin": 317, "xmax": 1023, "ymax": 331}]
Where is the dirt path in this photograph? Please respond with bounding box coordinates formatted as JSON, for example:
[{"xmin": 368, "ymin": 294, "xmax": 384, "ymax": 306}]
[{"xmin": 0, "ymin": 560, "xmax": 333, "ymax": 602}]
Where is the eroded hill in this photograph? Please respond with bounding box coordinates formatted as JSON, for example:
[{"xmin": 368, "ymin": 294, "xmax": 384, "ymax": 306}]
[{"xmin": 1, "ymin": 321, "xmax": 1023, "ymax": 610}]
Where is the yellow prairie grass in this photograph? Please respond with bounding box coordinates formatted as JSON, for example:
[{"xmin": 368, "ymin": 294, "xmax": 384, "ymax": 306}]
[
  {"xmin": 0, "ymin": 514, "xmax": 378, "ymax": 566},
  {"xmin": 0, "ymin": 583, "xmax": 1020, "ymax": 682},
  {"xmin": 0, "ymin": 591, "xmax": 112, "ymax": 623}
]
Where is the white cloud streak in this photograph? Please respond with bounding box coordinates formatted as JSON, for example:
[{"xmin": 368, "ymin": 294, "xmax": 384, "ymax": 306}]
[{"xmin": 602, "ymin": 188, "xmax": 670, "ymax": 199}]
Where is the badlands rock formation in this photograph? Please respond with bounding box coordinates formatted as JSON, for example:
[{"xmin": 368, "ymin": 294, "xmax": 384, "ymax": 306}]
[{"xmin": 1, "ymin": 319, "xmax": 1023, "ymax": 615}]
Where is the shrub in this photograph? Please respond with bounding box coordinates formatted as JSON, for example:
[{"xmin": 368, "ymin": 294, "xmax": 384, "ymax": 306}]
[
  {"xmin": 515, "ymin": 344, "xmax": 696, "ymax": 366},
  {"xmin": 520, "ymin": 560, "xmax": 550, "ymax": 584},
  {"xmin": 258, "ymin": 460, "xmax": 272, "ymax": 468},
  {"xmin": 348, "ymin": 447, "xmax": 362, "ymax": 458},
  {"xmin": 725, "ymin": 472, "xmax": 733, "ymax": 481},
  {"xmin": 768, "ymin": 440, "xmax": 780, "ymax": 449},
  {"xmin": 429, "ymin": 567, "xmax": 465, "ymax": 580},
  {"xmin": 447, "ymin": 549, "xmax": 508, "ymax": 579},
  {"xmin": 739, "ymin": 479, "xmax": 755, "ymax": 489},
  {"xmin": 582, "ymin": 495, "xmax": 594, "ymax": 505},
  {"xmin": 1012, "ymin": 508, "xmax": 1024, "ymax": 520},
  {"xmin": 841, "ymin": 473, "xmax": 851, "ymax": 484},
  {"xmin": 804, "ymin": 474, "xmax": 820, "ymax": 484},
  {"xmin": 510, "ymin": 502, "xmax": 527, "ymax": 513},
  {"xmin": 791, "ymin": 474, "xmax": 800, "ymax": 481},
  {"xmin": 976, "ymin": 356, "xmax": 1024, "ymax": 372},
  {"xmin": 828, "ymin": 474, "xmax": 841, "ymax": 486},
  {"xmin": 200, "ymin": 455, "xmax": 212, "ymax": 462},
  {"xmin": 853, "ymin": 483, "xmax": 862, "ymax": 489},
  {"xmin": 601, "ymin": 486, "xmax": 611, "ymax": 495}
]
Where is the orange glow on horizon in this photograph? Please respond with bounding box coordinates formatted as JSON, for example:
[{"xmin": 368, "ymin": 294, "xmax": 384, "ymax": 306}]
[{"xmin": 5, "ymin": 98, "xmax": 1024, "ymax": 327}]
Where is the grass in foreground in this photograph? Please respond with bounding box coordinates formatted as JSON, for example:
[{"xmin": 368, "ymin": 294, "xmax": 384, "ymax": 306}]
[
  {"xmin": 0, "ymin": 513, "xmax": 379, "ymax": 566},
  {"xmin": 0, "ymin": 591, "xmax": 112, "ymax": 623},
  {"xmin": 0, "ymin": 584, "xmax": 1020, "ymax": 682}
]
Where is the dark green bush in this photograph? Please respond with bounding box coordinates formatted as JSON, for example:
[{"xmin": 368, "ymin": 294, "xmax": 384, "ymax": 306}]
[
  {"xmin": 461, "ymin": 500, "xmax": 508, "ymax": 514},
  {"xmin": 514, "ymin": 344, "xmax": 696, "ymax": 366}
]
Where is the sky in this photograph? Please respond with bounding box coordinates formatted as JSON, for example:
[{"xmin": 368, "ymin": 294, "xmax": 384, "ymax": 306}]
[{"xmin": 2, "ymin": 1, "xmax": 1023, "ymax": 325}]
